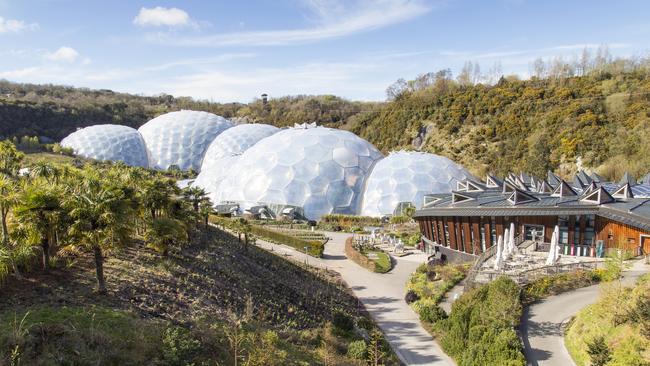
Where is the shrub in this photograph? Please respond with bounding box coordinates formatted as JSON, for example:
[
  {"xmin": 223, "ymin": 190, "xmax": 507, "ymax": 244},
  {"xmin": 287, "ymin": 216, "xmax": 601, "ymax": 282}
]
[
  {"xmin": 586, "ymin": 336, "xmax": 611, "ymax": 366},
  {"xmin": 404, "ymin": 290, "xmax": 420, "ymax": 304},
  {"xmin": 438, "ymin": 277, "xmax": 525, "ymax": 366},
  {"xmin": 332, "ymin": 311, "xmax": 354, "ymax": 333},
  {"xmin": 416, "ymin": 301, "xmax": 447, "ymax": 324},
  {"xmin": 347, "ymin": 340, "xmax": 367, "ymax": 359},
  {"xmin": 162, "ymin": 327, "xmax": 201, "ymax": 366},
  {"xmin": 523, "ymin": 270, "xmax": 603, "ymax": 304}
]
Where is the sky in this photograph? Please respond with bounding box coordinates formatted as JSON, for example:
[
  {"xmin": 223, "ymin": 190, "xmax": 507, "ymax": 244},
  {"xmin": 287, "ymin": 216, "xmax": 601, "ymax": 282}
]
[{"xmin": 0, "ymin": 0, "xmax": 649, "ymax": 102}]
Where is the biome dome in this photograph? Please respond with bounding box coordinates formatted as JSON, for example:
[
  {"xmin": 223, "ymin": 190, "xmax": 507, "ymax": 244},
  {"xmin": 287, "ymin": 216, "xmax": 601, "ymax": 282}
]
[
  {"xmin": 194, "ymin": 123, "xmax": 280, "ymax": 204},
  {"xmin": 138, "ymin": 110, "xmax": 233, "ymax": 171},
  {"xmin": 361, "ymin": 151, "xmax": 472, "ymax": 217},
  {"xmin": 60, "ymin": 124, "xmax": 149, "ymax": 167},
  {"xmin": 217, "ymin": 126, "xmax": 384, "ymax": 220},
  {"xmin": 199, "ymin": 123, "xmax": 279, "ymax": 172}
]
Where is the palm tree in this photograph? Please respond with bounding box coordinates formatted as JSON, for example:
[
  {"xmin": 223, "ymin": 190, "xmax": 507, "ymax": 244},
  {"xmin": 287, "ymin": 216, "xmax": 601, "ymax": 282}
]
[
  {"xmin": 182, "ymin": 186, "xmax": 207, "ymax": 212},
  {"xmin": 139, "ymin": 178, "xmax": 174, "ymax": 220},
  {"xmin": 65, "ymin": 178, "xmax": 134, "ymax": 293},
  {"xmin": 14, "ymin": 184, "xmax": 63, "ymax": 272},
  {"xmin": 0, "ymin": 175, "xmax": 18, "ymax": 245},
  {"xmin": 145, "ymin": 217, "xmax": 188, "ymax": 256},
  {"xmin": 29, "ymin": 161, "xmax": 59, "ymax": 184}
]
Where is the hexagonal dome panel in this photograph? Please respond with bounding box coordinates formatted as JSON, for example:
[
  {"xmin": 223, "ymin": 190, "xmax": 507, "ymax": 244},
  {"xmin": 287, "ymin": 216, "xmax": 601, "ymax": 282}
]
[
  {"xmin": 200, "ymin": 123, "xmax": 279, "ymax": 173},
  {"xmin": 361, "ymin": 151, "xmax": 472, "ymax": 217},
  {"xmin": 217, "ymin": 126, "xmax": 384, "ymax": 220},
  {"xmin": 138, "ymin": 110, "xmax": 233, "ymax": 171},
  {"xmin": 60, "ymin": 124, "xmax": 149, "ymax": 167}
]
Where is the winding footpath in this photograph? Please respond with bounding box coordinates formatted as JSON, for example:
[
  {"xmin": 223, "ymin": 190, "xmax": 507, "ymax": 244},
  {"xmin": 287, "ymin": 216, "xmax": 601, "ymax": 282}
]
[
  {"xmin": 256, "ymin": 231, "xmax": 455, "ymax": 366},
  {"xmin": 521, "ymin": 259, "xmax": 649, "ymax": 366}
]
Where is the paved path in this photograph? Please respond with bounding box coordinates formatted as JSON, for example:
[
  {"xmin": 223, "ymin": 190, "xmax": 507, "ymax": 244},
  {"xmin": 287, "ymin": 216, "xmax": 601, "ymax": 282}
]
[
  {"xmin": 256, "ymin": 231, "xmax": 455, "ymax": 366},
  {"xmin": 521, "ymin": 259, "xmax": 649, "ymax": 366},
  {"xmin": 439, "ymin": 281, "xmax": 464, "ymax": 314}
]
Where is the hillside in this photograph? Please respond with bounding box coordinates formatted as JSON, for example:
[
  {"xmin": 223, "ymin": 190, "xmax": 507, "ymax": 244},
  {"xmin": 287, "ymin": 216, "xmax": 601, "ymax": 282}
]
[
  {"xmin": 2, "ymin": 55, "xmax": 650, "ymax": 180},
  {"xmin": 0, "ymin": 225, "xmax": 395, "ymax": 365},
  {"xmin": 0, "ymin": 80, "xmax": 370, "ymax": 141},
  {"xmin": 349, "ymin": 66, "xmax": 650, "ymax": 180}
]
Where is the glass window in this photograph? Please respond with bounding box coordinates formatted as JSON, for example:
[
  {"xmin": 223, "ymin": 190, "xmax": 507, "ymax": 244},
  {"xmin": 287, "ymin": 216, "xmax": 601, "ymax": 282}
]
[
  {"xmin": 443, "ymin": 217, "xmax": 450, "ymax": 247},
  {"xmin": 558, "ymin": 215, "xmax": 569, "ymax": 245},
  {"xmin": 458, "ymin": 219, "xmax": 465, "ymax": 252},
  {"xmin": 490, "ymin": 217, "xmax": 497, "ymax": 245},
  {"xmin": 574, "ymin": 215, "xmax": 582, "ymax": 245},
  {"xmin": 480, "ymin": 222, "xmax": 486, "ymax": 252},
  {"xmin": 583, "ymin": 214, "xmax": 595, "ymax": 245}
]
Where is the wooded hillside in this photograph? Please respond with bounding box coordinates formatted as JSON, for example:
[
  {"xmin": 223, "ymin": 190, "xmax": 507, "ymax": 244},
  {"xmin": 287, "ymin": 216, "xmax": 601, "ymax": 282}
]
[{"xmin": 2, "ymin": 52, "xmax": 650, "ymax": 179}]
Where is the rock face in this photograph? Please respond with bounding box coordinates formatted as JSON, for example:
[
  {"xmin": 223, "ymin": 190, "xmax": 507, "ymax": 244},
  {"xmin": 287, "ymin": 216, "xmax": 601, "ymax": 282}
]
[
  {"xmin": 138, "ymin": 110, "xmax": 233, "ymax": 171},
  {"xmin": 61, "ymin": 124, "xmax": 149, "ymax": 167}
]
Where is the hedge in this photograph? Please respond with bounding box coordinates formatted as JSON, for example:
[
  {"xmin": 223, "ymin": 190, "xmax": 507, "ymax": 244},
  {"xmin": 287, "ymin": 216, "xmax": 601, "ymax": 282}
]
[
  {"xmin": 249, "ymin": 225, "xmax": 325, "ymax": 257},
  {"xmin": 209, "ymin": 215, "xmax": 325, "ymax": 257}
]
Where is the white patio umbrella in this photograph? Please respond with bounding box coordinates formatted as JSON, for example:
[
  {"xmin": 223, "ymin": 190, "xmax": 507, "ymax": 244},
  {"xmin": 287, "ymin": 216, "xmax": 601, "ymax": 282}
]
[
  {"xmin": 493, "ymin": 234, "xmax": 504, "ymax": 270},
  {"xmin": 553, "ymin": 225, "xmax": 561, "ymax": 262},
  {"xmin": 509, "ymin": 222, "xmax": 517, "ymax": 255},
  {"xmin": 503, "ymin": 227, "xmax": 510, "ymax": 256},
  {"xmin": 546, "ymin": 225, "xmax": 560, "ymax": 265}
]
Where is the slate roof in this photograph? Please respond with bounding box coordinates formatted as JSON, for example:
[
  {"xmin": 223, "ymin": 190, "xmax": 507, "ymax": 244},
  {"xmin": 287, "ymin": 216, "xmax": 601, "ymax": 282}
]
[{"xmin": 414, "ymin": 170, "xmax": 650, "ymax": 232}]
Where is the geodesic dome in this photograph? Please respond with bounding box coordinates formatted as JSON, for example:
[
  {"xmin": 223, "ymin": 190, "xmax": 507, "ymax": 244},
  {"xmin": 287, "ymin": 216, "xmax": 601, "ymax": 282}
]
[
  {"xmin": 217, "ymin": 126, "xmax": 384, "ymax": 220},
  {"xmin": 361, "ymin": 151, "xmax": 472, "ymax": 217},
  {"xmin": 60, "ymin": 124, "xmax": 149, "ymax": 167},
  {"xmin": 138, "ymin": 110, "xmax": 233, "ymax": 171},
  {"xmin": 199, "ymin": 123, "xmax": 279, "ymax": 172},
  {"xmin": 193, "ymin": 155, "xmax": 241, "ymax": 205},
  {"xmin": 194, "ymin": 123, "xmax": 280, "ymax": 205}
]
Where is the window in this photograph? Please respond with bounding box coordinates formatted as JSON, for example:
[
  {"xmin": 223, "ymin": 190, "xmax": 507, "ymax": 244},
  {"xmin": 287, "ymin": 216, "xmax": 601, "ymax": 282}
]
[
  {"xmin": 480, "ymin": 223, "xmax": 486, "ymax": 252},
  {"xmin": 458, "ymin": 219, "xmax": 465, "ymax": 252},
  {"xmin": 558, "ymin": 215, "xmax": 569, "ymax": 245},
  {"xmin": 583, "ymin": 215, "xmax": 595, "ymax": 246},
  {"xmin": 574, "ymin": 215, "xmax": 582, "ymax": 245},
  {"xmin": 490, "ymin": 217, "xmax": 497, "ymax": 245},
  {"xmin": 443, "ymin": 218, "xmax": 450, "ymax": 247}
]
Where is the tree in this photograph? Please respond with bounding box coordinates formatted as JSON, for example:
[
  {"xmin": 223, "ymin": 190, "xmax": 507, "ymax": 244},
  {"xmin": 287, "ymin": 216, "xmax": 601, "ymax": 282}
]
[
  {"xmin": 139, "ymin": 178, "xmax": 174, "ymax": 220},
  {"xmin": 586, "ymin": 336, "xmax": 611, "ymax": 366},
  {"xmin": 0, "ymin": 141, "xmax": 23, "ymax": 245},
  {"xmin": 145, "ymin": 217, "xmax": 188, "ymax": 256},
  {"xmin": 14, "ymin": 184, "xmax": 63, "ymax": 272},
  {"xmin": 182, "ymin": 186, "xmax": 208, "ymax": 213},
  {"xmin": 65, "ymin": 177, "xmax": 134, "ymax": 293},
  {"xmin": 0, "ymin": 175, "xmax": 18, "ymax": 245}
]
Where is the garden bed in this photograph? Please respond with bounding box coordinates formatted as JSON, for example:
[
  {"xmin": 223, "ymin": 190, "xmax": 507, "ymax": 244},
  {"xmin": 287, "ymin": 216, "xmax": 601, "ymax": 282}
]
[{"xmin": 345, "ymin": 237, "xmax": 393, "ymax": 273}]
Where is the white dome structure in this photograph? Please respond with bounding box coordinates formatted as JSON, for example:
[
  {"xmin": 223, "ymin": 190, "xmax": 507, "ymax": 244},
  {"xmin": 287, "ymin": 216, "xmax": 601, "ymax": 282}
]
[
  {"xmin": 361, "ymin": 151, "xmax": 472, "ymax": 217},
  {"xmin": 194, "ymin": 124, "xmax": 279, "ymax": 204},
  {"xmin": 217, "ymin": 126, "xmax": 384, "ymax": 220},
  {"xmin": 138, "ymin": 110, "xmax": 233, "ymax": 171},
  {"xmin": 60, "ymin": 124, "xmax": 149, "ymax": 167},
  {"xmin": 199, "ymin": 123, "xmax": 280, "ymax": 173}
]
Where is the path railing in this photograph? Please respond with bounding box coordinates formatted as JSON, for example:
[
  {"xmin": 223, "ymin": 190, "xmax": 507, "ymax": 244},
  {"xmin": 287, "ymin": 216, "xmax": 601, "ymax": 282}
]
[
  {"xmin": 477, "ymin": 260, "xmax": 604, "ymax": 285},
  {"xmin": 465, "ymin": 233, "xmax": 526, "ymax": 290}
]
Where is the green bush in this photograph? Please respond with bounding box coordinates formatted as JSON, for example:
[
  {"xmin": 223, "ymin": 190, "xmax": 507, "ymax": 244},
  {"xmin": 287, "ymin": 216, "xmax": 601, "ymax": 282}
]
[
  {"xmin": 162, "ymin": 327, "xmax": 201, "ymax": 366},
  {"xmin": 416, "ymin": 301, "xmax": 447, "ymax": 323},
  {"xmin": 437, "ymin": 277, "xmax": 525, "ymax": 366},
  {"xmin": 523, "ymin": 270, "xmax": 603, "ymax": 304},
  {"xmin": 332, "ymin": 311, "xmax": 354, "ymax": 333},
  {"xmin": 347, "ymin": 340, "xmax": 367, "ymax": 359}
]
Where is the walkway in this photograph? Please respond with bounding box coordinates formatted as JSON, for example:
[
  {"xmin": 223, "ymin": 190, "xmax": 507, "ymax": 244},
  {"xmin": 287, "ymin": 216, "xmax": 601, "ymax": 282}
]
[
  {"xmin": 521, "ymin": 259, "xmax": 649, "ymax": 366},
  {"xmin": 256, "ymin": 231, "xmax": 455, "ymax": 366}
]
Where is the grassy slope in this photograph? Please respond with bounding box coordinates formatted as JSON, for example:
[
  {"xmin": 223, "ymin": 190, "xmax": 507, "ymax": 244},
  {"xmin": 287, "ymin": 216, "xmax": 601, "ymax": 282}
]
[
  {"xmin": 0, "ymin": 226, "xmax": 391, "ymax": 365},
  {"xmin": 565, "ymin": 275, "xmax": 650, "ymax": 365}
]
